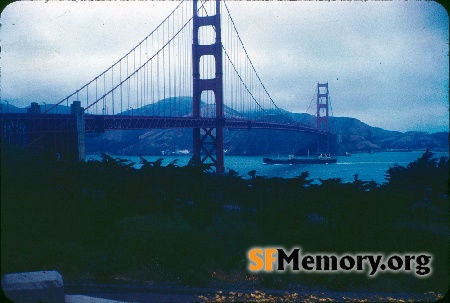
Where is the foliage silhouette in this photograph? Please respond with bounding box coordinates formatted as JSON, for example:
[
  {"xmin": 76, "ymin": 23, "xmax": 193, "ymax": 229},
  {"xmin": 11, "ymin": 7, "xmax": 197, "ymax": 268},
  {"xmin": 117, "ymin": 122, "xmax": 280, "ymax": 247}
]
[{"xmin": 1, "ymin": 143, "xmax": 448, "ymax": 292}]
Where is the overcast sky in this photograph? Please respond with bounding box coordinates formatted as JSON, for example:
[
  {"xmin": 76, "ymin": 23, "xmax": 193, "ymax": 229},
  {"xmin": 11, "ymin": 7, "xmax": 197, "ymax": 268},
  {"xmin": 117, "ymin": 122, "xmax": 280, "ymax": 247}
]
[{"xmin": 1, "ymin": 0, "xmax": 448, "ymax": 133}]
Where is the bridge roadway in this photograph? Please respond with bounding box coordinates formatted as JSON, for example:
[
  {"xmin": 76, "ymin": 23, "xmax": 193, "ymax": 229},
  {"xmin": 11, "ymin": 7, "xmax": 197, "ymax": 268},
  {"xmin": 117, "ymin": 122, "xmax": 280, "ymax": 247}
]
[
  {"xmin": 0, "ymin": 112, "xmax": 328, "ymax": 162},
  {"xmin": 0, "ymin": 112, "xmax": 327, "ymax": 135},
  {"xmin": 84, "ymin": 114, "xmax": 326, "ymax": 134}
]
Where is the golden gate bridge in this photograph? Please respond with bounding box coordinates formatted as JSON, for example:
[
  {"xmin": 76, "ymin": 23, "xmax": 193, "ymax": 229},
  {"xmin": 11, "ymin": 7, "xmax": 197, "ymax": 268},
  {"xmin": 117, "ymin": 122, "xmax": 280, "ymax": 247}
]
[{"xmin": 0, "ymin": 0, "xmax": 331, "ymax": 174}]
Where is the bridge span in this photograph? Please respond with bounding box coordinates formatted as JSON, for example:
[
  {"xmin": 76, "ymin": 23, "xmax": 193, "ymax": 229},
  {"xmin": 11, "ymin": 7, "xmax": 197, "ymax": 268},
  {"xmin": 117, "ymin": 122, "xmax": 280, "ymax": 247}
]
[
  {"xmin": 1, "ymin": 0, "xmax": 333, "ymax": 174},
  {"xmin": 1, "ymin": 99, "xmax": 329, "ymax": 165}
]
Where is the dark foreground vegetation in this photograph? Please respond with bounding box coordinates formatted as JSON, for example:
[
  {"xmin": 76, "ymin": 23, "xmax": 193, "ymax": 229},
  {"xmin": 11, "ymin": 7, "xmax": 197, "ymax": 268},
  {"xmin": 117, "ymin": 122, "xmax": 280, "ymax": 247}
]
[{"xmin": 1, "ymin": 143, "xmax": 448, "ymax": 294}]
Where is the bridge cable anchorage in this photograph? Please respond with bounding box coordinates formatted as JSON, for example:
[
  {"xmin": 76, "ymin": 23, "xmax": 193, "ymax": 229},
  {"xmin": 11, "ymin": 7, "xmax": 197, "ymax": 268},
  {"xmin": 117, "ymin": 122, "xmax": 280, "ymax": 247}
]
[{"xmin": 44, "ymin": 0, "xmax": 188, "ymax": 114}]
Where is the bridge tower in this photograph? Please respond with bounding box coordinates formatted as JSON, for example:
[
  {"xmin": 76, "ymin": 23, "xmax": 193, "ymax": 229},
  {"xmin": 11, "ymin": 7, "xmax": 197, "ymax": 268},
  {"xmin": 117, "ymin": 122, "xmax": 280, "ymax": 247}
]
[
  {"xmin": 192, "ymin": 0, "xmax": 225, "ymax": 174},
  {"xmin": 316, "ymin": 82, "xmax": 330, "ymax": 152}
]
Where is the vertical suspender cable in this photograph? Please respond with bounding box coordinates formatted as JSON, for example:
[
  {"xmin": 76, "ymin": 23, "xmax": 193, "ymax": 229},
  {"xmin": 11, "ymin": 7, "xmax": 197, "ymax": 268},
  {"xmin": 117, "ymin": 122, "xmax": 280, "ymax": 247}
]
[
  {"xmin": 120, "ymin": 60, "xmax": 123, "ymax": 114},
  {"xmin": 168, "ymin": 14, "xmax": 172, "ymax": 116},
  {"xmin": 139, "ymin": 44, "xmax": 142, "ymax": 111},
  {"xmin": 157, "ymin": 28, "xmax": 160, "ymax": 116},
  {"xmin": 103, "ymin": 73, "xmax": 106, "ymax": 114},
  {"xmin": 134, "ymin": 48, "xmax": 136, "ymax": 113},
  {"xmin": 126, "ymin": 56, "xmax": 129, "ymax": 114},
  {"xmin": 95, "ymin": 79, "xmax": 98, "ymax": 114},
  {"xmin": 174, "ymin": 12, "xmax": 178, "ymax": 116},
  {"xmin": 163, "ymin": 22, "xmax": 166, "ymax": 115},
  {"xmin": 151, "ymin": 34, "xmax": 154, "ymax": 115},
  {"xmin": 86, "ymin": 86, "xmax": 89, "ymax": 113},
  {"xmin": 111, "ymin": 65, "xmax": 114, "ymax": 115},
  {"xmin": 145, "ymin": 38, "xmax": 149, "ymax": 114}
]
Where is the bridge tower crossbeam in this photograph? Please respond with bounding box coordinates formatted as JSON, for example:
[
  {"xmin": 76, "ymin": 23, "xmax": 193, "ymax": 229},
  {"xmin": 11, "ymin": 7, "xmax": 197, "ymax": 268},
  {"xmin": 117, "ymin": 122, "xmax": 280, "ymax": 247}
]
[
  {"xmin": 316, "ymin": 82, "xmax": 330, "ymax": 152},
  {"xmin": 317, "ymin": 82, "xmax": 329, "ymax": 132},
  {"xmin": 192, "ymin": 0, "xmax": 225, "ymax": 174}
]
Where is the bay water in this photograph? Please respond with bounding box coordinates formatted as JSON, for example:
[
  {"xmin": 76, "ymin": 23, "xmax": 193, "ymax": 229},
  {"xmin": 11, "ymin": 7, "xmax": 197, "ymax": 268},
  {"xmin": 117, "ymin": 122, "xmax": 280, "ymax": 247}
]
[{"xmin": 87, "ymin": 151, "xmax": 448, "ymax": 185}]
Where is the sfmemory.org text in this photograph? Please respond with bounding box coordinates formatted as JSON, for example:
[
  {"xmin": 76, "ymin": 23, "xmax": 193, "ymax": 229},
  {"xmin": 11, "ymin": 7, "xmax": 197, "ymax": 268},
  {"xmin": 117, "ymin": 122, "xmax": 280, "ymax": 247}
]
[{"xmin": 247, "ymin": 247, "xmax": 432, "ymax": 277}]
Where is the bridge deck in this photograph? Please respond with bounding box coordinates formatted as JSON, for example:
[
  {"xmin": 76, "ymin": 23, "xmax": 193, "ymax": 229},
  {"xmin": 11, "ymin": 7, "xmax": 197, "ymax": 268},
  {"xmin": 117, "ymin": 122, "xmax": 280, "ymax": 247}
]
[
  {"xmin": 1, "ymin": 113, "xmax": 327, "ymax": 135},
  {"xmin": 84, "ymin": 115, "xmax": 326, "ymax": 134}
]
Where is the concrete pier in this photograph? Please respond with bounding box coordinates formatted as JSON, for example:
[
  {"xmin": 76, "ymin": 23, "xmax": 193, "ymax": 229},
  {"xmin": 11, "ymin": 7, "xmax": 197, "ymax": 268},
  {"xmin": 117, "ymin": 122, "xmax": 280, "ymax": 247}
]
[{"xmin": 71, "ymin": 101, "xmax": 86, "ymax": 161}]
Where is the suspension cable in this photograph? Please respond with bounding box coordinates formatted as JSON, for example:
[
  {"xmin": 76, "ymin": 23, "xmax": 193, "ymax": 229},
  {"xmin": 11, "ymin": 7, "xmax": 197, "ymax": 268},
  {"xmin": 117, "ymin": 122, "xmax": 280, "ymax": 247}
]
[
  {"xmin": 44, "ymin": 0, "xmax": 187, "ymax": 113},
  {"xmin": 222, "ymin": 0, "xmax": 293, "ymax": 123},
  {"xmin": 86, "ymin": 12, "xmax": 194, "ymax": 110}
]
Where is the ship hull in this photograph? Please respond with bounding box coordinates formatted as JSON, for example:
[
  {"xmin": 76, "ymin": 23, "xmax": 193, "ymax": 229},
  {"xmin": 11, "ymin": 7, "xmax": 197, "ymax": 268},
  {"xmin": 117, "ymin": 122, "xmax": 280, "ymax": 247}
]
[{"xmin": 263, "ymin": 157, "xmax": 337, "ymax": 164}]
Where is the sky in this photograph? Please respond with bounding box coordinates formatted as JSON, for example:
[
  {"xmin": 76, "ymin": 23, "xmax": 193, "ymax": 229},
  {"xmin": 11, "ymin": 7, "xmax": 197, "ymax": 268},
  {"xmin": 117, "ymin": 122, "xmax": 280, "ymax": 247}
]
[{"xmin": 1, "ymin": 0, "xmax": 448, "ymax": 133}]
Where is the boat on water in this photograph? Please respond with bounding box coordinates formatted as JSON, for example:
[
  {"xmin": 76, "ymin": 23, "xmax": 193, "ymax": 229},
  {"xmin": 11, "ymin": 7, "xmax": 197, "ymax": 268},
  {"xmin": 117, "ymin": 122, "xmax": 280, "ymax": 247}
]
[{"xmin": 263, "ymin": 153, "xmax": 337, "ymax": 165}]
